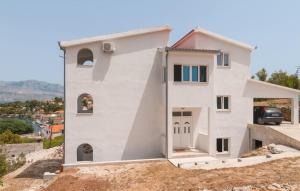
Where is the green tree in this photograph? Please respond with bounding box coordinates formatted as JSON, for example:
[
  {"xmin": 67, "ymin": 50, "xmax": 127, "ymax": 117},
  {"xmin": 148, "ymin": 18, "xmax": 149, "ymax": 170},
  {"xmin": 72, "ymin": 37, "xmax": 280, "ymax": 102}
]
[
  {"xmin": 0, "ymin": 119, "xmax": 33, "ymax": 134},
  {"xmin": 256, "ymin": 68, "xmax": 268, "ymax": 81},
  {"xmin": 267, "ymin": 70, "xmax": 299, "ymax": 89}
]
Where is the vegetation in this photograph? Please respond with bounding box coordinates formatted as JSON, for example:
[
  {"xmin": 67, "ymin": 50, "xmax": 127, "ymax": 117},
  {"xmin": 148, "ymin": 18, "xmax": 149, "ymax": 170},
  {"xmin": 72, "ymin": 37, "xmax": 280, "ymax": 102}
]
[
  {"xmin": 255, "ymin": 68, "xmax": 267, "ymax": 81},
  {"xmin": 254, "ymin": 68, "xmax": 299, "ymax": 89},
  {"xmin": 0, "ymin": 119, "xmax": 33, "ymax": 135},
  {"xmin": 43, "ymin": 135, "xmax": 64, "ymax": 149},
  {"xmin": 0, "ymin": 130, "xmax": 37, "ymax": 144},
  {"xmin": 0, "ymin": 97, "xmax": 63, "ymax": 116},
  {"xmin": 0, "ymin": 152, "xmax": 7, "ymax": 186}
]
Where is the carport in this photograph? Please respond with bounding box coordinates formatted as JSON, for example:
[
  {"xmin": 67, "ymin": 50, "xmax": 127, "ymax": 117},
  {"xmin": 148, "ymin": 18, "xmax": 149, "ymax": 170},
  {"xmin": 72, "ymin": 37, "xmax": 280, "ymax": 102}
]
[{"xmin": 244, "ymin": 79, "xmax": 300, "ymax": 125}]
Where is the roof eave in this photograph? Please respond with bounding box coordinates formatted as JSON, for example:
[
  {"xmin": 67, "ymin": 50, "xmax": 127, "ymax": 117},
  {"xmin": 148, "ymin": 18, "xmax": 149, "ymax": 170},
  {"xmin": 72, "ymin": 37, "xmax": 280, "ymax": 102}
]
[
  {"xmin": 59, "ymin": 25, "xmax": 172, "ymax": 48},
  {"xmin": 248, "ymin": 79, "xmax": 300, "ymax": 94}
]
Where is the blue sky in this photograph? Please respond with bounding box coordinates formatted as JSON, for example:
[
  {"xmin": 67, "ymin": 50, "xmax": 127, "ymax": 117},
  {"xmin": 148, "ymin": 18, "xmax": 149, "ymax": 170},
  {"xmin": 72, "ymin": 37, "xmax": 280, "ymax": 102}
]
[{"xmin": 0, "ymin": 0, "xmax": 299, "ymax": 84}]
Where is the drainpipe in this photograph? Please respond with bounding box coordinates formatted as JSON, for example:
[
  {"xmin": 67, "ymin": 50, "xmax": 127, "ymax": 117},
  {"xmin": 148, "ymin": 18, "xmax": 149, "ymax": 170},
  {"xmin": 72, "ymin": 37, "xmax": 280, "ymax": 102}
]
[
  {"xmin": 165, "ymin": 48, "xmax": 169, "ymax": 159},
  {"xmin": 58, "ymin": 42, "xmax": 66, "ymax": 165}
]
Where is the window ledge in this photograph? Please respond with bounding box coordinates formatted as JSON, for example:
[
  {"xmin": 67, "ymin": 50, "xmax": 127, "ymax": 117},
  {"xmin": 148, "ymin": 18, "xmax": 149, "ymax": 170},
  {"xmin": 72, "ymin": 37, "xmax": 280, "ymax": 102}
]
[
  {"xmin": 216, "ymin": 109, "xmax": 231, "ymax": 112},
  {"xmin": 217, "ymin": 66, "xmax": 231, "ymax": 69},
  {"xmin": 173, "ymin": 82, "xmax": 209, "ymax": 86},
  {"xmin": 76, "ymin": 113, "xmax": 93, "ymax": 116},
  {"xmin": 76, "ymin": 65, "xmax": 94, "ymax": 68},
  {"xmin": 216, "ymin": 151, "xmax": 230, "ymax": 155}
]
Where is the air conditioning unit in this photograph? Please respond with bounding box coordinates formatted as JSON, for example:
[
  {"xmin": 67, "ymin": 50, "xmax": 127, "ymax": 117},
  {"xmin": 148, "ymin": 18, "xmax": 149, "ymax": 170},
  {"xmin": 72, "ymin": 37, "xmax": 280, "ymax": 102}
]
[{"xmin": 102, "ymin": 42, "xmax": 114, "ymax": 53}]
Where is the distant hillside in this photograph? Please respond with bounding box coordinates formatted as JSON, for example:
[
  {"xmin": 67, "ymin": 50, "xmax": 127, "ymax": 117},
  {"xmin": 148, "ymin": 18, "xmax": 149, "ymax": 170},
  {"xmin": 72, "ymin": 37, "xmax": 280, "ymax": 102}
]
[{"xmin": 0, "ymin": 80, "xmax": 63, "ymax": 103}]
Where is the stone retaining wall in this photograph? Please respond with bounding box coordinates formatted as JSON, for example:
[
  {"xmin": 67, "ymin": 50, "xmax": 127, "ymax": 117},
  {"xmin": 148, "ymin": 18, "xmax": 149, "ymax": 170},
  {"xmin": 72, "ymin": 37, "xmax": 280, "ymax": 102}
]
[
  {"xmin": 248, "ymin": 124, "xmax": 300, "ymax": 150},
  {"xmin": 0, "ymin": 143, "xmax": 43, "ymax": 158}
]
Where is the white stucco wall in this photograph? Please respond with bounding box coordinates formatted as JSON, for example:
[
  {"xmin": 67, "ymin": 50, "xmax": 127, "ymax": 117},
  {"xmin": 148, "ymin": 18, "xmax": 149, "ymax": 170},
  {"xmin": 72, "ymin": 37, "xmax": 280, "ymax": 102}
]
[
  {"xmin": 173, "ymin": 33, "xmax": 253, "ymax": 158},
  {"xmin": 64, "ymin": 31, "xmax": 170, "ymax": 163}
]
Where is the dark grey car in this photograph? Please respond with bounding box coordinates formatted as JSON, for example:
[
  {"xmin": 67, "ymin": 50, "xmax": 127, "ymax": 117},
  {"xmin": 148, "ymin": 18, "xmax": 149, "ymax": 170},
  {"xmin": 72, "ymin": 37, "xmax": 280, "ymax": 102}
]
[{"xmin": 253, "ymin": 106, "xmax": 284, "ymax": 125}]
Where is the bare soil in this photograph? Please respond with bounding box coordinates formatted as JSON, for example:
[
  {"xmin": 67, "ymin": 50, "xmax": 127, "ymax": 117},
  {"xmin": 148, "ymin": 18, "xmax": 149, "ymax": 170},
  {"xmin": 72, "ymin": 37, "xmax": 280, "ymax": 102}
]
[{"xmin": 43, "ymin": 157, "xmax": 300, "ymax": 191}]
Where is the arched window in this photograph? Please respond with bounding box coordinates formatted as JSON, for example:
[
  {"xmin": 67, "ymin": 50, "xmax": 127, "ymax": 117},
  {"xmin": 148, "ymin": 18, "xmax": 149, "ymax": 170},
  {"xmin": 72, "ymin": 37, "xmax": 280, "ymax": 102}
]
[
  {"xmin": 77, "ymin": 143, "xmax": 93, "ymax": 161},
  {"xmin": 77, "ymin": 48, "xmax": 93, "ymax": 66},
  {"xmin": 77, "ymin": 93, "xmax": 93, "ymax": 113}
]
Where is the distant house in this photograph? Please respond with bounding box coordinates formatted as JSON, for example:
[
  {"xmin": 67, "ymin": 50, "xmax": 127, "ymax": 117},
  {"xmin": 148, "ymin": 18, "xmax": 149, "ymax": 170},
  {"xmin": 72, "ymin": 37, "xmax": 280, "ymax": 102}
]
[
  {"xmin": 43, "ymin": 124, "xmax": 64, "ymax": 138},
  {"xmin": 59, "ymin": 26, "xmax": 300, "ymax": 165}
]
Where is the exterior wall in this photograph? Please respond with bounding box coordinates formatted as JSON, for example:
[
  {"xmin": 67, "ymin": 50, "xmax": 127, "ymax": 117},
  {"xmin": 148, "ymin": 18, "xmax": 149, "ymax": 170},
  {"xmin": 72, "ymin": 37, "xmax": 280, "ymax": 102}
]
[
  {"xmin": 64, "ymin": 31, "xmax": 170, "ymax": 163},
  {"xmin": 167, "ymin": 52, "xmax": 214, "ymax": 157},
  {"xmin": 248, "ymin": 124, "xmax": 300, "ymax": 150},
  {"xmin": 174, "ymin": 33, "xmax": 253, "ymax": 158}
]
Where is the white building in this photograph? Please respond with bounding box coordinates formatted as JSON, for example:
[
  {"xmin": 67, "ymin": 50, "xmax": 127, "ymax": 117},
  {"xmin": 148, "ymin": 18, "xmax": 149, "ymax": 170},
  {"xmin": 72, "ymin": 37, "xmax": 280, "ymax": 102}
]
[{"xmin": 59, "ymin": 26, "xmax": 300, "ymax": 165}]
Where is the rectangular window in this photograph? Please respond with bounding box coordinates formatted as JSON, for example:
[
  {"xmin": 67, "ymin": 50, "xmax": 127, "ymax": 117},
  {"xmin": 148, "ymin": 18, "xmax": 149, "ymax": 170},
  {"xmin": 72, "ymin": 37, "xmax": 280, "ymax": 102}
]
[
  {"xmin": 183, "ymin": 65, "xmax": 190, "ymax": 81},
  {"xmin": 192, "ymin": 66, "xmax": 198, "ymax": 82},
  {"xmin": 216, "ymin": 138, "xmax": 229, "ymax": 153},
  {"xmin": 217, "ymin": 96, "xmax": 230, "ymax": 110},
  {"xmin": 174, "ymin": 65, "xmax": 182, "ymax": 82},
  {"xmin": 217, "ymin": 52, "xmax": 230, "ymax": 67},
  {"xmin": 199, "ymin": 66, "xmax": 207, "ymax": 82}
]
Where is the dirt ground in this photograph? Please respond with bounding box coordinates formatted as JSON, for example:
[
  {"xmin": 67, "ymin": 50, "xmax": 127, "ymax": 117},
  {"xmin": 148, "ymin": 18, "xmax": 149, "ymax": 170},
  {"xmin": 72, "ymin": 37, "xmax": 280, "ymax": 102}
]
[{"xmin": 42, "ymin": 157, "xmax": 300, "ymax": 191}]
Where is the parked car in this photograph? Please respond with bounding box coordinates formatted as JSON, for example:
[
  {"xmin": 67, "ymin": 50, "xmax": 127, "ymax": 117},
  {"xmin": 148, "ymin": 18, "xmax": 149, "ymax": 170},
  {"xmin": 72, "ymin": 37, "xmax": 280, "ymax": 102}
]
[{"xmin": 253, "ymin": 106, "xmax": 283, "ymax": 125}]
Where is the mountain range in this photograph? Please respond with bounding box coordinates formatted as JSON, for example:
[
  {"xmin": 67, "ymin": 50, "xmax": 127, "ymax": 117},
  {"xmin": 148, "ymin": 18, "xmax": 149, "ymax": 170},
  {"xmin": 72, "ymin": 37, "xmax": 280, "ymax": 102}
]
[{"xmin": 0, "ymin": 80, "xmax": 63, "ymax": 103}]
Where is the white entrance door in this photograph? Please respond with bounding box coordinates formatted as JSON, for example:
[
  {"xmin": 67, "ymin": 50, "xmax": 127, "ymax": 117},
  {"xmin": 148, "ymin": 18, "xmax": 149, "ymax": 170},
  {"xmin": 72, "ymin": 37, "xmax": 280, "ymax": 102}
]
[
  {"xmin": 173, "ymin": 111, "xmax": 192, "ymax": 149},
  {"xmin": 173, "ymin": 115, "xmax": 181, "ymax": 148}
]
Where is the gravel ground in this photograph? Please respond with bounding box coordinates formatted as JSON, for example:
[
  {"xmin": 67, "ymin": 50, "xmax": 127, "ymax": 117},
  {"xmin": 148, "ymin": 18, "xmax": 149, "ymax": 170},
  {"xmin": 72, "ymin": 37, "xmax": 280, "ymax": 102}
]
[{"xmin": 44, "ymin": 156, "xmax": 300, "ymax": 191}]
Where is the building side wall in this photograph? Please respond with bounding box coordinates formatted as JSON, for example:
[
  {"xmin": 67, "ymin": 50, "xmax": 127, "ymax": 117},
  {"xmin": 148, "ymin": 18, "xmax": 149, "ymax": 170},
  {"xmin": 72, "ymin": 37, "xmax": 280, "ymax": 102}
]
[{"xmin": 64, "ymin": 31, "xmax": 170, "ymax": 163}]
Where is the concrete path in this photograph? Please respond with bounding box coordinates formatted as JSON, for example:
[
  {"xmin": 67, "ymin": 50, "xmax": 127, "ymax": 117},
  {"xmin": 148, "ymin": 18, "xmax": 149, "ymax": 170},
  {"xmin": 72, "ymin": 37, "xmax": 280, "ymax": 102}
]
[{"xmin": 169, "ymin": 151, "xmax": 300, "ymax": 170}]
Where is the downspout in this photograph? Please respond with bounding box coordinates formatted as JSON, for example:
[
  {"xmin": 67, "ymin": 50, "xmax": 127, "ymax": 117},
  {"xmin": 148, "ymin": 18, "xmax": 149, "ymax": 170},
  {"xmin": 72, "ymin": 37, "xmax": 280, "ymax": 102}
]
[
  {"xmin": 58, "ymin": 42, "xmax": 66, "ymax": 165},
  {"xmin": 165, "ymin": 48, "xmax": 169, "ymax": 158}
]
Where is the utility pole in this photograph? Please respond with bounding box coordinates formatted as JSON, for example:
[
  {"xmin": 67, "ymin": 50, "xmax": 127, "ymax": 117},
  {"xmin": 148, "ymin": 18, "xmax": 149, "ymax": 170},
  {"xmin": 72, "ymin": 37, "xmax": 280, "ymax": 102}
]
[{"xmin": 296, "ymin": 66, "xmax": 300, "ymax": 78}]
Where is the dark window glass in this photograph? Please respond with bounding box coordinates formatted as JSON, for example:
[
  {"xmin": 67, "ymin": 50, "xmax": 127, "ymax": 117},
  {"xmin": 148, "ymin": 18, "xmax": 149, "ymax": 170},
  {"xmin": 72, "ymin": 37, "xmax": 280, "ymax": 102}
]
[
  {"xmin": 174, "ymin": 65, "xmax": 182, "ymax": 82},
  {"xmin": 217, "ymin": 138, "xmax": 223, "ymax": 152},
  {"xmin": 224, "ymin": 53, "xmax": 229, "ymax": 66},
  {"xmin": 183, "ymin": 65, "xmax": 190, "ymax": 81},
  {"xmin": 217, "ymin": 97, "xmax": 222, "ymax": 109},
  {"xmin": 217, "ymin": 53, "xmax": 223, "ymax": 66},
  {"xmin": 182, "ymin": 111, "xmax": 192, "ymax": 116},
  {"xmin": 200, "ymin": 66, "xmax": 207, "ymax": 82},
  {"xmin": 192, "ymin": 66, "xmax": 199, "ymax": 82},
  {"xmin": 172, "ymin": 112, "xmax": 181, "ymax": 116},
  {"xmin": 224, "ymin": 97, "xmax": 229, "ymax": 109},
  {"xmin": 224, "ymin": 139, "xmax": 229, "ymax": 151}
]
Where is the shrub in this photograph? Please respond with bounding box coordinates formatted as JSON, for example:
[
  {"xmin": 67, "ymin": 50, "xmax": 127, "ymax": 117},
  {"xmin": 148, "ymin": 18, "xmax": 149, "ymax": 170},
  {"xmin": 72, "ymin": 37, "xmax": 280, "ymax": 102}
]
[
  {"xmin": 0, "ymin": 152, "xmax": 7, "ymax": 186},
  {"xmin": 0, "ymin": 119, "xmax": 33, "ymax": 135},
  {"xmin": 0, "ymin": 130, "xmax": 22, "ymax": 144},
  {"xmin": 43, "ymin": 135, "xmax": 64, "ymax": 149}
]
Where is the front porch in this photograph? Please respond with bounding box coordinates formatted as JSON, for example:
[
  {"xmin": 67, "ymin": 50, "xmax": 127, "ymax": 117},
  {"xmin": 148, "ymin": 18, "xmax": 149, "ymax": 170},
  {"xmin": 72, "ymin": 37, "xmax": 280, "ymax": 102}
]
[{"xmin": 167, "ymin": 107, "xmax": 210, "ymax": 159}]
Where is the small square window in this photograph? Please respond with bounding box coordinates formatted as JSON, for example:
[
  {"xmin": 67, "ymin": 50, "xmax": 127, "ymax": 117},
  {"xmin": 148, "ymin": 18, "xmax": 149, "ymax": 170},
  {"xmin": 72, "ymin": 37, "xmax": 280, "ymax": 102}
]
[
  {"xmin": 216, "ymin": 96, "xmax": 230, "ymax": 111},
  {"xmin": 217, "ymin": 52, "xmax": 230, "ymax": 67},
  {"xmin": 216, "ymin": 138, "xmax": 230, "ymax": 153}
]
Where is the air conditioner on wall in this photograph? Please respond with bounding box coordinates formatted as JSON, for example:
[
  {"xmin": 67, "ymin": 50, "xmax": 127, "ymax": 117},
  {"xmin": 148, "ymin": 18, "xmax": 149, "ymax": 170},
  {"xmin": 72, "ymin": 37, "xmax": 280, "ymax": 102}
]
[{"xmin": 102, "ymin": 42, "xmax": 114, "ymax": 53}]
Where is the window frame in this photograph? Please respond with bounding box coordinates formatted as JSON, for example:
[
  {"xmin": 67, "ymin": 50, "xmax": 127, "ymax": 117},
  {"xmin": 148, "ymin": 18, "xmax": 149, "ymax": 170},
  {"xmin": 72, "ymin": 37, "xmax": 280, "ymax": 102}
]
[
  {"xmin": 217, "ymin": 52, "xmax": 231, "ymax": 68},
  {"xmin": 216, "ymin": 95, "xmax": 231, "ymax": 111},
  {"xmin": 216, "ymin": 138, "xmax": 230, "ymax": 154},
  {"xmin": 174, "ymin": 64, "xmax": 208, "ymax": 84}
]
